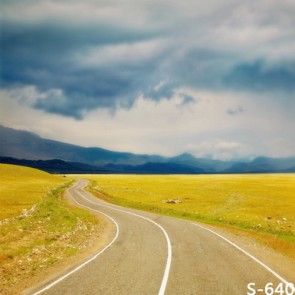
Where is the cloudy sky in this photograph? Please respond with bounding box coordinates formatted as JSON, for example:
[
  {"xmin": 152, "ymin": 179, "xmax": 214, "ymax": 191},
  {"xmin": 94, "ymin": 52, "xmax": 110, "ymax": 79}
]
[{"xmin": 1, "ymin": 0, "xmax": 295, "ymax": 160}]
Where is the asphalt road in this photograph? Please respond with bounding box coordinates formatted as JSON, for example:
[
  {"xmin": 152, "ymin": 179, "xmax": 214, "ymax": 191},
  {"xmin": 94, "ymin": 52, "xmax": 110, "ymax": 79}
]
[{"xmin": 31, "ymin": 179, "xmax": 294, "ymax": 295}]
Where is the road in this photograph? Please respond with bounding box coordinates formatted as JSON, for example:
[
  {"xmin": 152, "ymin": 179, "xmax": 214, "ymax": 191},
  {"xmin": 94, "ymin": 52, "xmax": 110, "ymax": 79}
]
[{"xmin": 30, "ymin": 179, "xmax": 293, "ymax": 295}]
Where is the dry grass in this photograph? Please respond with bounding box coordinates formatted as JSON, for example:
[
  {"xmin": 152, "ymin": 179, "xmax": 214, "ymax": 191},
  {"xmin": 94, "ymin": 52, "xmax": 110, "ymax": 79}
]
[
  {"xmin": 0, "ymin": 165, "xmax": 100, "ymax": 294},
  {"xmin": 0, "ymin": 164, "xmax": 67, "ymax": 220},
  {"xmin": 76, "ymin": 174, "xmax": 295, "ymax": 259}
]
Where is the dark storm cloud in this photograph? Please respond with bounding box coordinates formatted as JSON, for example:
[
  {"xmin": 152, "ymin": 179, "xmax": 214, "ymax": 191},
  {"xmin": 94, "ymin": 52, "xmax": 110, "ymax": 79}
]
[
  {"xmin": 141, "ymin": 48, "xmax": 232, "ymax": 103},
  {"xmin": 1, "ymin": 0, "xmax": 295, "ymax": 119},
  {"xmin": 1, "ymin": 21, "xmax": 164, "ymax": 118},
  {"xmin": 225, "ymin": 60, "xmax": 295, "ymax": 92}
]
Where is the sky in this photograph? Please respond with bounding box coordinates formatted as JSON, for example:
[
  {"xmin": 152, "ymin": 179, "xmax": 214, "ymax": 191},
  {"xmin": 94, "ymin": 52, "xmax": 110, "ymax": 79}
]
[{"xmin": 1, "ymin": 0, "xmax": 295, "ymax": 160}]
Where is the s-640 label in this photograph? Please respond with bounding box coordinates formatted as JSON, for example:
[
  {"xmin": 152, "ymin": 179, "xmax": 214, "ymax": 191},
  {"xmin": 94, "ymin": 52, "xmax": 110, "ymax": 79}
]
[{"xmin": 247, "ymin": 282, "xmax": 295, "ymax": 295}]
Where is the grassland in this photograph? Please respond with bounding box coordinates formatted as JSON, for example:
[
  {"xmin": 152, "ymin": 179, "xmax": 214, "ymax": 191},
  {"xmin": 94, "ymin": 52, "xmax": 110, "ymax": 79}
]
[
  {"xmin": 81, "ymin": 174, "xmax": 295, "ymax": 259},
  {"xmin": 0, "ymin": 164, "xmax": 68, "ymax": 220},
  {"xmin": 0, "ymin": 165, "xmax": 100, "ymax": 294}
]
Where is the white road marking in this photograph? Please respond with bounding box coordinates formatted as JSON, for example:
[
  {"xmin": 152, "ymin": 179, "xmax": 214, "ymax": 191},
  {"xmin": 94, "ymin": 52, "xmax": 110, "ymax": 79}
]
[
  {"xmin": 33, "ymin": 180, "xmax": 172, "ymax": 295},
  {"xmin": 33, "ymin": 185, "xmax": 120, "ymax": 295},
  {"xmin": 76, "ymin": 185, "xmax": 172, "ymax": 295},
  {"xmin": 192, "ymin": 223, "xmax": 289, "ymax": 284}
]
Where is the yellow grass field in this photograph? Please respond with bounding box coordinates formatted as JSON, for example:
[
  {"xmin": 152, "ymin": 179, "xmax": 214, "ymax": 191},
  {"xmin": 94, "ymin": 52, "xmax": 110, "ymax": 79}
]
[
  {"xmin": 0, "ymin": 165, "xmax": 100, "ymax": 294},
  {"xmin": 81, "ymin": 174, "xmax": 295, "ymax": 258},
  {"xmin": 0, "ymin": 164, "xmax": 68, "ymax": 220}
]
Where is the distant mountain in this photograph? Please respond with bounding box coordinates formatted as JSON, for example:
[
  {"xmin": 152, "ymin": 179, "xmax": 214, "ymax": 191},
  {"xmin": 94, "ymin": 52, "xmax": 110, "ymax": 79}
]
[
  {"xmin": 224, "ymin": 156, "xmax": 295, "ymax": 173},
  {"xmin": 0, "ymin": 157, "xmax": 107, "ymax": 174},
  {"xmin": 103, "ymin": 162, "xmax": 205, "ymax": 174},
  {"xmin": 0, "ymin": 157, "xmax": 205, "ymax": 174},
  {"xmin": 169, "ymin": 153, "xmax": 234, "ymax": 172},
  {"xmin": 0, "ymin": 125, "xmax": 164, "ymax": 166},
  {"xmin": 1, "ymin": 125, "xmax": 295, "ymax": 174}
]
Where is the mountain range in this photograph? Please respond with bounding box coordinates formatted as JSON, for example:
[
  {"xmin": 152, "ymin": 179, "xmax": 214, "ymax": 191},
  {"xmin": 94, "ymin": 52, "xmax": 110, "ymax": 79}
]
[{"xmin": 1, "ymin": 125, "xmax": 295, "ymax": 174}]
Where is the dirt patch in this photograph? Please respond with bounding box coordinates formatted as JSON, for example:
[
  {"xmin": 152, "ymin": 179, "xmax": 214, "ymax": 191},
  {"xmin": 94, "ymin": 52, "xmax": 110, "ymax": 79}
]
[{"xmin": 162, "ymin": 199, "xmax": 182, "ymax": 204}]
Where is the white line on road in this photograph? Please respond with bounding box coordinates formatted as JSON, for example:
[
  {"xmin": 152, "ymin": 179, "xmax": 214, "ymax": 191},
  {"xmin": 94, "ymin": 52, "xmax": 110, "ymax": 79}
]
[
  {"xmin": 33, "ymin": 180, "xmax": 172, "ymax": 295},
  {"xmin": 76, "ymin": 185, "xmax": 172, "ymax": 295},
  {"xmin": 33, "ymin": 186, "xmax": 120, "ymax": 295},
  {"xmin": 192, "ymin": 223, "xmax": 289, "ymax": 284}
]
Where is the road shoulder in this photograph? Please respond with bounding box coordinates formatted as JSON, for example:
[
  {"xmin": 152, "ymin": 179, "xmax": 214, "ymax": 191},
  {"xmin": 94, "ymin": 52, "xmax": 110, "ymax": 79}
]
[
  {"xmin": 196, "ymin": 223, "xmax": 295, "ymax": 282},
  {"xmin": 21, "ymin": 188, "xmax": 116, "ymax": 295}
]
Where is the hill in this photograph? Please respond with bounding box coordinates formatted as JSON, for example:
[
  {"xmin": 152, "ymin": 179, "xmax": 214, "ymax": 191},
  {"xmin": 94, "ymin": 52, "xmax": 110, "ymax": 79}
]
[
  {"xmin": 224, "ymin": 156, "xmax": 295, "ymax": 173},
  {"xmin": 0, "ymin": 125, "xmax": 165, "ymax": 166},
  {"xmin": 1, "ymin": 125, "xmax": 295, "ymax": 173},
  {"xmin": 0, "ymin": 163, "xmax": 68, "ymax": 219}
]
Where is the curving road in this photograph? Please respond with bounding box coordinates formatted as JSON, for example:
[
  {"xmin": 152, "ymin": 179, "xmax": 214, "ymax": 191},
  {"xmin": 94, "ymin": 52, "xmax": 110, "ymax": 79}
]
[{"xmin": 30, "ymin": 179, "xmax": 294, "ymax": 295}]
